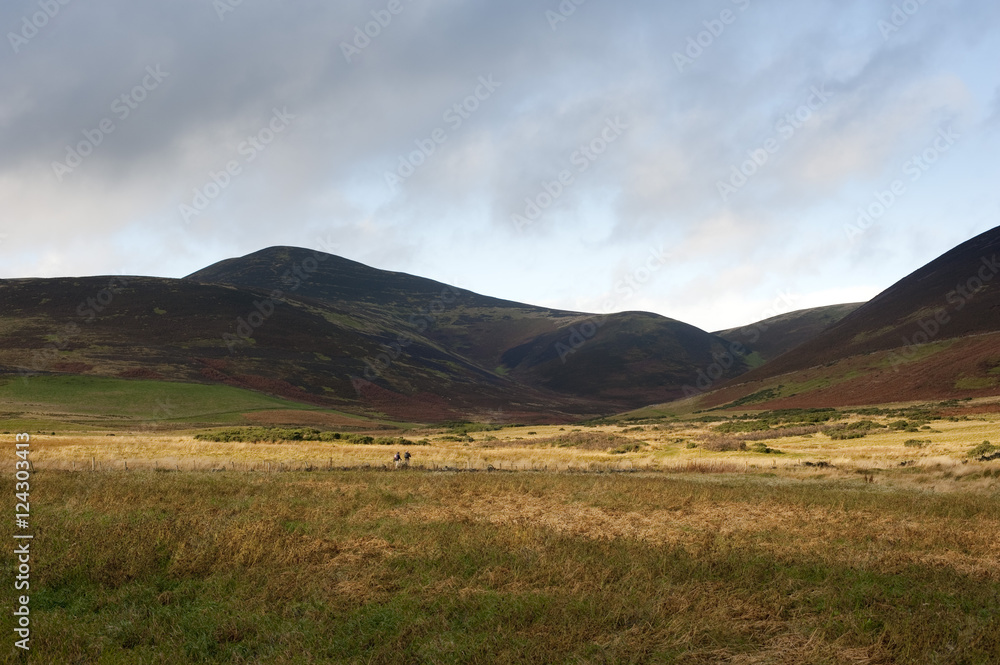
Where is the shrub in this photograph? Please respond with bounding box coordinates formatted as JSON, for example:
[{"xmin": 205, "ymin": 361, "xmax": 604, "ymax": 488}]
[
  {"xmin": 888, "ymin": 420, "xmax": 929, "ymax": 432},
  {"xmin": 742, "ymin": 408, "xmax": 840, "ymax": 426},
  {"xmin": 192, "ymin": 428, "xmax": 426, "ymax": 446},
  {"xmin": 715, "ymin": 420, "xmax": 771, "ymax": 434},
  {"xmin": 194, "ymin": 427, "xmax": 337, "ymax": 443},
  {"xmin": 609, "ymin": 443, "xmax": 645, "ymax": 455},
  {"xmin": 547, "ymin": 432, "xmax": 640, "ymax": 451},
  {"xmin": 489, "ymin": 431, "xmax": 640, "ymax": 451},
  {"xmin": 740, "ymin": 425, "xmax": 821, "ymax": 441},
  {"xmin": 825, "ymin": 430, "xmax": 867, "ymax": 441},
  {"xmin": 822, "ymin": 420, "xmax": 886, "ymax": 440},
  {"xmin": 722, "ymin": 386, "xmax": 783, "ymax": 408},
  {"xmin": 968, "ymin": 441, "xmax": 998, "ymax": 458},
  {"xmin": 700, "ymin": 435, "xmax": 747, "ymax": 452},
  {"xmin": 904, "ymin": 439, "xmax": 930, "ymax": 448},
  {"xmin": 446, "ymin": 422, "xmax": 504, "ymax": 435}
]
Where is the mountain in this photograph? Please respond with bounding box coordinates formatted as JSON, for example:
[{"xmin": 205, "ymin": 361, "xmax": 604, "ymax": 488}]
[
  {"xmin": 16, "ymin": 228, "xmax": 993, "ymax": 424},
  {"xmin": 713, "ymin": 303, "xmax": 864, "ymax": 366},
  {"xmin": 0, "ymin": 247, "xmax": 748, "ymax": 423},
  {"xmin": 186, "ymin": 247, "xmax": 749, "ymax": 412},
  {"xmin": 692, "ymin": 226, "xmax": 1000, "ymax": 410}
]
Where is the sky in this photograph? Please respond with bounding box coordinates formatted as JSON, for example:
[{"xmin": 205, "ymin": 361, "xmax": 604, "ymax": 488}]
[{"xmin": 1, "ymin": 0, "xmax": 998, "ymax": 332}]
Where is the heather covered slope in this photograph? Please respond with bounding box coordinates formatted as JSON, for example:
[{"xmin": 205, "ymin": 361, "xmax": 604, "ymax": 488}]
[
  {"xmin": 500, "ymin": 311, "xmax": 742, "ymax": 405},
  {"xmin": 184, "ymin": 246, "xmax": 748, "ymax": 410},
  {"xmin": 0, "ymin": 248, "xmax": 746, "ymax": 422},
  {"xmin": 714, "ymin": 303, "xmax": 864, "ymax": 366},
  {"xmin": 758, "ymin": 226, "xmax": 1000, "ymax": 377},
  {"xmin": 691, "ymin": 225, "xmax": 1000, "ymax": 409},
  {"xmin": 0, "ymin": 276, "xmax": 539, "ymax": 419}
]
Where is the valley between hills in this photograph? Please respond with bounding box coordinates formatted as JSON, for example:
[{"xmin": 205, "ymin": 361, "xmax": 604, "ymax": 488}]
[
  {"xmin": 2, "ymin": 225, "xmax": 998, "ymax": 426},
  {"xmin": 2, "ymin": 224, "xmax": 998, "ymax": 480},
  {"xmin": 3, "ymin": 227, "xmax": 1000, "ymax": 664}
]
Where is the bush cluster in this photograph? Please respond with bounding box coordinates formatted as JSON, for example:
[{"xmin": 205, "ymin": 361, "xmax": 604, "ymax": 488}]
[
  {"xmin": 822, "ymin": 420, "xmax": 885, "ymax": 441},
  {"xmin": 968, "ymin": 441, "xmax": 998, "ymax": 458},
  {"xmin": 194, "ymin": 427, "xmax": 425, "ymax": 446}
]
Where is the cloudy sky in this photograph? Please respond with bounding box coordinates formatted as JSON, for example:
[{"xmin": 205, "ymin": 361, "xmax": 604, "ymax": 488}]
[{"xmin": 2, "ymin": 0, "xmax": 998, "ymax": 331}]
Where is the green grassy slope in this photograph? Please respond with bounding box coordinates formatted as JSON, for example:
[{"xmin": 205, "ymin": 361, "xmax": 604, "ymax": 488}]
[
  {"xmin": 714, "ymin": 303, "xmax": 864, "ymax": 365},
  {"xmin": 0, "ymin": 375, "xmax": 327, "ymax": 430}
]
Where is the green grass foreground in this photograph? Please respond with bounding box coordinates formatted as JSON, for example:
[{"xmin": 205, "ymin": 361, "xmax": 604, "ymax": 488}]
[{"xmin": 2, "ymin": 471, "xmax": 999, "ymax": 664}]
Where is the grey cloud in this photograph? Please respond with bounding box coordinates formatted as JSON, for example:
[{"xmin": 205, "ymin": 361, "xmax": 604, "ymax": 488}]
[{"xmin": 0, "ymin": 0, "xmax": 996, "ymax": 333}]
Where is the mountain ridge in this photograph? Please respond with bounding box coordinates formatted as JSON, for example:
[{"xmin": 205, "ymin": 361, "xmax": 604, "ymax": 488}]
[
  {"xmin": 1, "ymin": 247, "xmax": 748, "ymax": 421},
  {"xmin": 684, "ymin": 225, "xmax": 1000, "ymax": 410},
  {"xmin": 7, "ymin": 226, "xmax": 998, "ymax": 422}
]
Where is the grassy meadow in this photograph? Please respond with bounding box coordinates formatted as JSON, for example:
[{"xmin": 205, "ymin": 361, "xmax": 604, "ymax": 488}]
[
  {"xmin": 2, "ymin": 395, "xmax": 1000, "ymax": 663},
  {"xmin": 2, "ymin": 469, "xmax": 999, "ymax": 663},
  {"xmin": 19, "ymin": 399, "xmax": 1000, "ymax": 489},
  {"xmin": 0, "ymin": 376, "xmax": 370, "ymax": 432}
]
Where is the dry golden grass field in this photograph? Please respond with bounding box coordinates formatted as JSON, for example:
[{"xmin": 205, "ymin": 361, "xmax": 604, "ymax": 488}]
[
  {"xmin": 2, "ymin": 401, "xmax": 998, "ymax": 663},
  {"xmin": 20, "ymin": 404, "xmax": 1000, "ymax": 490}
]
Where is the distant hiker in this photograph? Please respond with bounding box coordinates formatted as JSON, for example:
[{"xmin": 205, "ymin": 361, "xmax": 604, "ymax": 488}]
[
  {"xmin": 404, "ymin": 451, "xmax": 411, "ymax": 466},
  {"xmin": 394, "ymin": 452, "xmax": 401, "ymax": 469}
]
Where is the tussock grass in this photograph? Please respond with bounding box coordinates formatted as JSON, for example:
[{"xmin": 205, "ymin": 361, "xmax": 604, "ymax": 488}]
[{"xmin": 699, "ymin": 433, "xmax": 747, "ymax": 452}]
